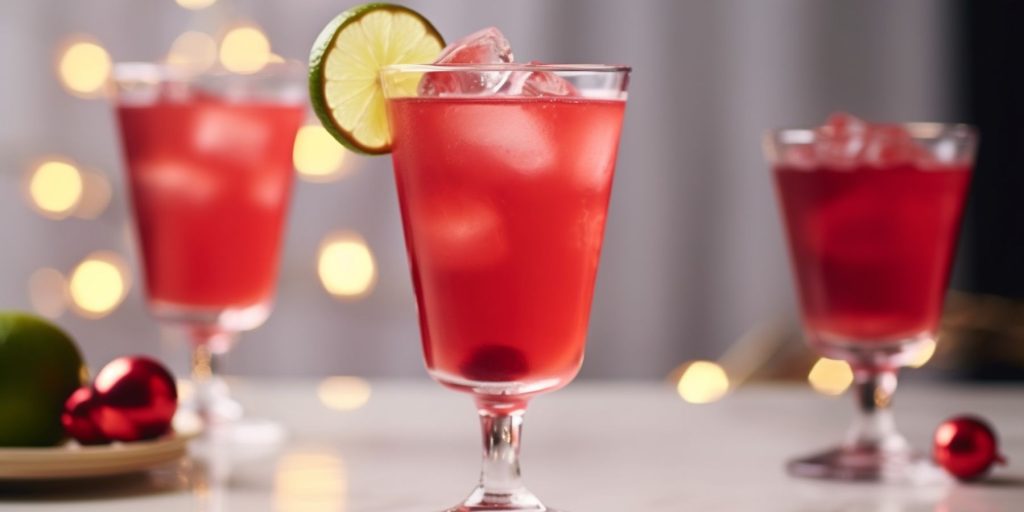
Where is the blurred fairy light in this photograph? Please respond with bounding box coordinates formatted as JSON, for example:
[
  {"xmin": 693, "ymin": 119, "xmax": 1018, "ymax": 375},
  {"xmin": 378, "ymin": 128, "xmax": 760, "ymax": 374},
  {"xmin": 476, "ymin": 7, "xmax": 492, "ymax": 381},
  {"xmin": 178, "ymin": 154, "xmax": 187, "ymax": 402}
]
[
  {"xmin": 808, "ymin": 357, "xmax": 854, "ymax": 396},
  {"xmin": 68, "ymin": 251, "xmax": 130, "ymax": 318},
  {"xmin": 175, "ymin": 0, "xmax": 217, "ymax": 10},
  {"xmin": 274, "ymin": 451, "xmax": 347, "ymax": 512},
  {"xmin": 28, "ymin": 268, "xmax": 69, "ymax": 319},
  {"xmin": 907, "ymin": 338, "xmax": 938, "ymax": 369},
  {"xmin": 318, "ymin": 233, "xmax": 377, "ymax": 299},
  {"xmin": 27, "ymin": 159, "xmax": 83, "ymax": 218},
  {"xmin": 73, "ymin": 169, "xmax": 112, "ymax": 219},
  {"xmin": 676, "ymin": 360, "xmax": 730, "ymax": 404},
  {"xmin": 294, "ymin": 125, "xmax": 348, "ymax": 182},
  {"xmin": 317, "ymin": 376, "xmax": 372, "ymax": 411},
  {"xmin": 219, "ymin": 26, "xmax": 271, "ymax": 74},
  {"xmin": 57, "ymin": 38, "xmax": 111, "ymax": 97},
  {"xmin": 167, "ymin": 31, "xmax": 218, "ymax": 75}
]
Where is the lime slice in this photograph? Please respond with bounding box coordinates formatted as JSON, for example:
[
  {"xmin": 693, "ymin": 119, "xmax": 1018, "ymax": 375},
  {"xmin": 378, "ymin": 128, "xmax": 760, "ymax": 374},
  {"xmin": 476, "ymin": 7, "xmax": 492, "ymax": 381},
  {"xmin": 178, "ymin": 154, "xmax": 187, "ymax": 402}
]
[{"xmin": 309, "ymin": 3, "xmax": 445, "ymax": 155}]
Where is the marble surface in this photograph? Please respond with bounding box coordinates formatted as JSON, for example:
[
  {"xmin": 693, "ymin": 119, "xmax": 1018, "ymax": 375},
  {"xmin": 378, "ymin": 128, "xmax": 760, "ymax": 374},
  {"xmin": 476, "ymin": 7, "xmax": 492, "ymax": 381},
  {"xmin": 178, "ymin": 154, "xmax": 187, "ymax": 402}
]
[{"xmin": 1, "ymin": 380, "xmax": 1023, "ymax": 511}]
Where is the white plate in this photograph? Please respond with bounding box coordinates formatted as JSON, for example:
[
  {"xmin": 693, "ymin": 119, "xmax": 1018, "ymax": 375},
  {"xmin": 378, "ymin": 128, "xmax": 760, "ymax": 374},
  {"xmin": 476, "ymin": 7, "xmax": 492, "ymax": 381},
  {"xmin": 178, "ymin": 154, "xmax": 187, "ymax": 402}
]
[{"xmin": 0, "ymin": 421, "xmax": 201, "ymax": 480}]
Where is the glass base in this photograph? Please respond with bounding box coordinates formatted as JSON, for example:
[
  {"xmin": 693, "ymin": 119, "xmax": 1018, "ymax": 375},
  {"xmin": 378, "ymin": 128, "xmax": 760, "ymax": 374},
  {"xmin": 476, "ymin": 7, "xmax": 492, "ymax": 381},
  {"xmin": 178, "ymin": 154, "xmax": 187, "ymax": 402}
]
[{"xmin": 787, "ymin": 446, "xmax": 945, "ymax": 483}]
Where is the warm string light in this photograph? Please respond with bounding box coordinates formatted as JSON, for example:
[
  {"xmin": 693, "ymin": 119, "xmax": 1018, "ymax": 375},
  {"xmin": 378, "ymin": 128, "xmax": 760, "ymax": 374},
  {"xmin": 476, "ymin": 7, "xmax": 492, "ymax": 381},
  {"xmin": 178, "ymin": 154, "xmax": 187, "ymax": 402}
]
[
  {"xmin": 167, "ymin": 31, "xmax": 218, "ymax": 75},
  {"xmin": 68, "ymin": 252, "xmax": 130, "ymax": 318},
  {"xmin": 294, "ymin": 125, "xmax": 349, "ymax": 182},
  {"xmin": 675, "ymin": 360, "xmax": 730, "ymax": 404},
  {"xmin": 219, "ymin": 26, "xmax": 271, "ymax": 74},
  {"xmin": 318, "ymin": 233, "xmax": 377, "ymax": 298},
  {"xmin": 27, "ymin": 160, "xmax": 83, "ymax": 218},
  {"xmin": 808, "ymin": 357, "xmax": 853, "ymax": 396},
  {"xmin": 317, "ymin": 377, "xmax": 372, "ymax": 411},
  {"xmin": 907, "ymin": 338, "xmax": 938, "ymax": 368},
  {"xmin": 57, "ymin": 37, "xmax": 111, "ymax": 97},
  {"xmin": 28, "ymin": 268, "xmax": 69, "ymax": 319},
  {"xmin": 175, "ymin": 0, "xmax": 217, "ymax": 10}
]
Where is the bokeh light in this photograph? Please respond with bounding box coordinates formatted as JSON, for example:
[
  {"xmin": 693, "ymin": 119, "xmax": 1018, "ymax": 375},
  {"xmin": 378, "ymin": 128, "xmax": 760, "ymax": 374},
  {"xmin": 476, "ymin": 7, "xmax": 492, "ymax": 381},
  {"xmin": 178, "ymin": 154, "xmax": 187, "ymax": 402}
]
[
  {"xmin": 676, "ymin": 360, "xmax": 730, "ymax": 404},
  {"xmin": 274, "ymin": 451, "xmax": 347, "ymax": 512},
  {"xmin": 808, "ymin": 357, "xmax": 854, "ymax": 396},
  {"xmin": 317, "ymin": 376, "xmax": 372, "ymax": 411},
  {"xmin": 907, "ymin": 338, "xmax": 938, "ymax": 369},
  {"xmin": 318, "ymin": 233, "xmax": 377, "ymax": 298},
  {"xmin": 68, "ymin": 252, "xmax": 130, "ymax": 318},
  {"xmin": 219, "ymin": 26, "xmax": 270, "ymax": 74},
  {"xmin": 73, "ymin": 169, "xmax": 112, "ymax": 219},
  {"xmin": 167, "ymin": 31, "xmax": 218, "ymax": 75},
  {"xmin": 57, "ymin": 38, "xmax": 112, "ymax": 97},
  {"xmin": 27, "ymin": 159, "xmax": 83, "ymax": 218},
  {"xmin": 175, "ymin": 0, "xmax": 217, "ymax": 10},
  {"xmin": 294, "ymin": 125, "xmax": 348, "ymax": 182},
  {"xmin": 27, "ymin": 268, "xmax": 68, "ymax": 319}
]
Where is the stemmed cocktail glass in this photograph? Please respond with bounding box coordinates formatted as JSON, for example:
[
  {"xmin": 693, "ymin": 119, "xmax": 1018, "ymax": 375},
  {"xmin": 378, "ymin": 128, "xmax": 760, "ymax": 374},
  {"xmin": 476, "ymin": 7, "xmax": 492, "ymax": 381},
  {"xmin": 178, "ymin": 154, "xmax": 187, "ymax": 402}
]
[
  {"xmin": 112, "ymin": 62, "xmax": 305, "ymax": 440},
  {"xmin": 765, "ymin": 118, "xmax": 976, "ymax": 480},
  {"xmin": 381, "ymin": 64, "xmax": 629, "ymax": 510}
]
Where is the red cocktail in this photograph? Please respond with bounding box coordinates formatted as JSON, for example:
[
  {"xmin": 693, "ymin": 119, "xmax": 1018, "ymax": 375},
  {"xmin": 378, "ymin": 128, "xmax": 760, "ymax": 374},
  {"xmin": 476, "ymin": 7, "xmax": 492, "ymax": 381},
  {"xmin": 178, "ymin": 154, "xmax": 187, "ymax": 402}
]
[
  {"xmin": 767, "ymin": 114, "xmax": 976, "ymax": 481},
  {"xmin": 113, "ymin": 63, "xmax": 305, "ymax": 434},
  {"xmin": 389, "ymin": 96, "xmax": 625, "ymax": 392},
  {"xmin": 775, "ymin": 163, "xmax": 970, "ymax": 345},
  {"xmin": 119, "ymin": 98, "xmax": 304, "ymax": 312}
]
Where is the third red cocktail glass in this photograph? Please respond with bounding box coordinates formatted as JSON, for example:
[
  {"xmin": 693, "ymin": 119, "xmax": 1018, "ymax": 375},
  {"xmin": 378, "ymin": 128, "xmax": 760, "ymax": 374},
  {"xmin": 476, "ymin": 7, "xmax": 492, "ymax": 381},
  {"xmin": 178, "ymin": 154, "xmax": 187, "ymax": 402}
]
[{"xmin": 766, "ymin": 115, "xmax": 977, "ymax": 480}]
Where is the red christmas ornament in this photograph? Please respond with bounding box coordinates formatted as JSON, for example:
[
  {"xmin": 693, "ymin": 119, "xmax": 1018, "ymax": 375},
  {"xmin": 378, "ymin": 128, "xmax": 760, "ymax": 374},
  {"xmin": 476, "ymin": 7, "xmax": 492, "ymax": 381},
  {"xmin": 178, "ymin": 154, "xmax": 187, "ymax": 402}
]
[
  {"xmin": 90, "ymin": 356, "xmax": 177, "ymax": 442},
  {"xmin": 61, "ymin": 387, "xmax": 109, "ymax": 445},
  {"xmin": 934, "ymin": 415, "xmax": 1008, "ymax": 480}
]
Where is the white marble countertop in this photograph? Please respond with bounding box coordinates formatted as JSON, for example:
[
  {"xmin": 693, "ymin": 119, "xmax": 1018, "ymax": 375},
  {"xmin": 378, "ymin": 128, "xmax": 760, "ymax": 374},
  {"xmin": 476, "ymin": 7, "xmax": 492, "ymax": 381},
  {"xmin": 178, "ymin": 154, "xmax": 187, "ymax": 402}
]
[{"xmin": 1, "ymin": 380, "xmax": 1023, "ymax": 511}]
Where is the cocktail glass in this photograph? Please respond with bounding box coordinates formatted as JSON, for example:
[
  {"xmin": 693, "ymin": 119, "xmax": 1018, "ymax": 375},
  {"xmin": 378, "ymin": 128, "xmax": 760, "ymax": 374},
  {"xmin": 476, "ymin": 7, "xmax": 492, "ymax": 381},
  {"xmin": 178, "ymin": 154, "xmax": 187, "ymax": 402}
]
[
  {"xmin": 765, "ymin": 122, "xmax": 977, "ymax": 480},
  {"xmin": 112, "ymin": 62, "xmax": 305, "ymax": 440},
  {"xmin": 381, "ymin": 64, "xmax": 629, "ymax": 510}
]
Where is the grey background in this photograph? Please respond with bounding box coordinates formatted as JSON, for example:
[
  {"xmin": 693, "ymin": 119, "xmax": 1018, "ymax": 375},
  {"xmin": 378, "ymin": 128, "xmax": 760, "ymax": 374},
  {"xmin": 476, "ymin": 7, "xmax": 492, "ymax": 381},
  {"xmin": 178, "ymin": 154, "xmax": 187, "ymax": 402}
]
[{"xmin": 0, "ymin": 0, "xmax": 958, "ymax": 379}]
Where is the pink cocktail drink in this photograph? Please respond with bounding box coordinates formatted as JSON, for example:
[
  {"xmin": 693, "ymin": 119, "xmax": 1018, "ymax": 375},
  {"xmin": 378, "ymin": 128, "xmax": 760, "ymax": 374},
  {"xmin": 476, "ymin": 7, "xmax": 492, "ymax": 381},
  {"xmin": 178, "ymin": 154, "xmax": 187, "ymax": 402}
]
[
  {"xmin": 775, "ymin": 162, "xmax": 970, "ymax": 346},
  {"xmin": 118, "ymin": 97, "xmax": 305, "ymax": 314},
  {"xmin": 389, "ymin": 96, "xmax": 625, "ymax": 392},
  {"xmin": 767, "ymin": 114, "xmax": 976, "ymax": 481}
]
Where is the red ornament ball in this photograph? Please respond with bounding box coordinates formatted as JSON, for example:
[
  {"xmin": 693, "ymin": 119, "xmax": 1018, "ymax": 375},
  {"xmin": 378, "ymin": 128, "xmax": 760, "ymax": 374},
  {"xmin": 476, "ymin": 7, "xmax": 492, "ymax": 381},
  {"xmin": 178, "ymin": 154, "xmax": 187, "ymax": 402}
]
[
  {"xmin": 61, "ymin": 387, "xmax": 109, "ymax": 445},
  {"xmin": 934, "ymin": 415, "xmax": 1007, "ymax": 480},
  {"xmin": 90, "ymin": 356, "xmax": 177, "ymax": 442}
]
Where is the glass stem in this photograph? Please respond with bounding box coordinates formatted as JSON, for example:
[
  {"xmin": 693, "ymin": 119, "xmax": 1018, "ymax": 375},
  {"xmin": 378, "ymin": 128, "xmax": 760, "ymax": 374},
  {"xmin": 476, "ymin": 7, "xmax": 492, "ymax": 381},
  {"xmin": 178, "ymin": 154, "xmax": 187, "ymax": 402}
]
[
  {"xmin": 189, "ymin": 329, "xmax": 238, "ymax": 424},
  {"xmin": 460, "ymin": 400, "xmax": 543, "ymax": 510},
  {"xmin": 845, "ymin": 366, "xmax": 908, "ymax": 454}
]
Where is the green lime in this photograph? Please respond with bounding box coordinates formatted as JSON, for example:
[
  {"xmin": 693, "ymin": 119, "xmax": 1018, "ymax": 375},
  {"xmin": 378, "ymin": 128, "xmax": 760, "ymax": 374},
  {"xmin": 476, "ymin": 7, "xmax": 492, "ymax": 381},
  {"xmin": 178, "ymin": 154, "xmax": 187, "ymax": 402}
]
[
  {"xmin": 0, "ymin": 312, "xmax": 86, "ymax": 447},
  {"xmin": 309, "ymin": 3, "xmax": 445, "ymax": 155}
]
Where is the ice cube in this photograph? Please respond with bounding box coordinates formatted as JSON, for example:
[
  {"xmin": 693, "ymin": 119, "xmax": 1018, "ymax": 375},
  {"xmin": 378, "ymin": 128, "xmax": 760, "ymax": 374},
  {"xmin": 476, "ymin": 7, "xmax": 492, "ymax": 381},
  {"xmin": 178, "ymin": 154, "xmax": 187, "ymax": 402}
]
[
  {"xmin": 504, "ymin": 62, "xmax": 578, "ymax": 97},
  {"xmin": 192, "ymin": 105, "xmax": 272, "ymax": 162},
  {"xmin": 419, "ymin": 27, "xmax": 514, "ymax": 96},
  {"xmin": 445, "ymin": 103, "xmax": 555, "ymax": 175},
  {"xmin": 135, "ymin": 158, "xmax": 220, "ymax": 205},
  {"xmin": 815, "ymin": 112, "xmax": 868, "ymax": 168},
  {"xmin": 861, "ymin": 124, "xmax": 927, "ymax": 168},
  {"xmin": 417, "ymin": 194, "xmax": 508, "ymax": 270}
]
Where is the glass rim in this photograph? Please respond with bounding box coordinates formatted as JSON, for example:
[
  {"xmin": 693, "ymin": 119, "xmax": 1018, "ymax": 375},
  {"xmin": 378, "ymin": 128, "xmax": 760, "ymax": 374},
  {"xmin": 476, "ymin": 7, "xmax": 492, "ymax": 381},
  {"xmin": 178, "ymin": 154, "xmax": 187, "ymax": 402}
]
[
  {"xmin": 380, "ymin": 63, "xmax": 632, "ymax": 74},
  {"xmin": 769, "ymin": 122, "xmax": 977, "ymax": 144},
  {"xmin": 110, "ymin": 60, "xmax": 306, "ymax": 82}
]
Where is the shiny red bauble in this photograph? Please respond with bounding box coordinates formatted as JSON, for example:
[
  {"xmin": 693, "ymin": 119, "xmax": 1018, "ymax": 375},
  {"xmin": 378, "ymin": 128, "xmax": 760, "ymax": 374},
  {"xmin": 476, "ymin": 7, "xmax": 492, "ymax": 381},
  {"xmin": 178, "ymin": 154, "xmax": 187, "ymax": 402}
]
[
  {"xmin": 61, "ymin": 387, "xmax": 109, "ymax": 445},
  {"xmin": 934, "ymin": 415, "xmax": 1007, "ymax": 480},
  {"xmin": 90, "ymin": 356, "xmax": 177, "ymax": 442}
]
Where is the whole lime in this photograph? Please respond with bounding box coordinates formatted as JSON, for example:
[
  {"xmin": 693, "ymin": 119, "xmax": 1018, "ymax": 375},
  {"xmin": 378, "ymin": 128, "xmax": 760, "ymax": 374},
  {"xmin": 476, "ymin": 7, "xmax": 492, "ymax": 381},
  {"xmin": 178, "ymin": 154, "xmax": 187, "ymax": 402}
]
[{"xmin": 0, "ymin": 312, "xmax": 86, "ymax": 446}]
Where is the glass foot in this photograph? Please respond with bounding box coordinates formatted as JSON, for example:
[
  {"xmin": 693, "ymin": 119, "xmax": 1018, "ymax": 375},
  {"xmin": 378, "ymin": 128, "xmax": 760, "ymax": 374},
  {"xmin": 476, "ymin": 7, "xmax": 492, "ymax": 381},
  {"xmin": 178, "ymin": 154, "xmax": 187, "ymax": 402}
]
[
  {"xmin": 446, "ymin": 486, "xmax": 553, "ymax": 511},
  {"xmin": 787, "ymin": 446, "xmax": 947, "ymax": 483}
]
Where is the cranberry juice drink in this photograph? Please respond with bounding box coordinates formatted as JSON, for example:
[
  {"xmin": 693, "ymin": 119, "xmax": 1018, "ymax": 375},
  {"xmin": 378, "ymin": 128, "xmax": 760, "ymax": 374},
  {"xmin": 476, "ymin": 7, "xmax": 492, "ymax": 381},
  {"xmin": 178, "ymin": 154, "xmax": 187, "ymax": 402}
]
[
  {"xmin": 773, "ymin": 116, "xmax": 972, "ymax": 347},
  {"xmin": 388, "ymin": 96, "xmax": 625, "ymax": 390},
  {"xmin": 118, "ymin": 98, "xmax": 305, "ymax": 310}
]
